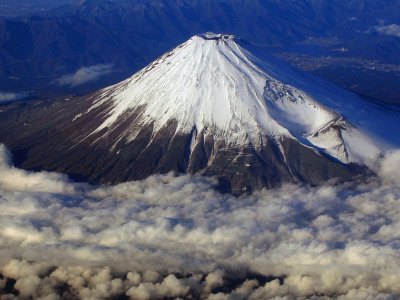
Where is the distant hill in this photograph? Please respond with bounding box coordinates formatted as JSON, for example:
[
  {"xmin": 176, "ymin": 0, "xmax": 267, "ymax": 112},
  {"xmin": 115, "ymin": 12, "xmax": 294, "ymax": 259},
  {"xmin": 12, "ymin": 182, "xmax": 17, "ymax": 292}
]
[
  {"xmin": 0, "ymin": 0, "xmax": 73, "ymax": 17},
  {"xmin": 0, "ymin": 0, "xmax": 399, "ymax": 103}
]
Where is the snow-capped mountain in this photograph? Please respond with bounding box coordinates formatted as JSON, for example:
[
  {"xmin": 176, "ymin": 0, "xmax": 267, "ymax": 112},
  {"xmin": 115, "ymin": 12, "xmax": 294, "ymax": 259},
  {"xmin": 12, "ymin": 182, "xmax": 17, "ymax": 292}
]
[{"xmin": 0, "ymin": 33, "xmax": 399, "ymax": 193}]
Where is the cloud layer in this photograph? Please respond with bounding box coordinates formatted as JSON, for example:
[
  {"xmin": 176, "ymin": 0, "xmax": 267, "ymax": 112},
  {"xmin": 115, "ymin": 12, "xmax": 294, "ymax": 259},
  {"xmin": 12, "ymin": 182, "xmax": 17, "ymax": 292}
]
[
  {"xmin": 0, "ymin": 144, "xmax": 400, "ymax": 299},
  {"xmin": 55, "ymin": 64, "xmax": 113, "ymax": 87}
]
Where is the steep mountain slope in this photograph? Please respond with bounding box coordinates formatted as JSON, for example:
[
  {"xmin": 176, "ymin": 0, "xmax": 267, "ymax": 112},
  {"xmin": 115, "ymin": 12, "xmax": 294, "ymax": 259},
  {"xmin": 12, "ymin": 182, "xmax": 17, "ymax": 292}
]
[{"xmin": 0, "ymin": 33, "xmax": 399, "ymax": 193}]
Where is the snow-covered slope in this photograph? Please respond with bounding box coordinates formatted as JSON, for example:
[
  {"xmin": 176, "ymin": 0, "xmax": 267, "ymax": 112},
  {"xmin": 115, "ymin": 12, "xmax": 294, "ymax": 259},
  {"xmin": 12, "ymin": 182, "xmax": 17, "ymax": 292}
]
[
  {"xmin": 80, "ymin": 33, "xmax": 400, "ymax": 167},
  {"xmin": 1, "ymin": 33, "xmax": 399, "ymax": 193}
]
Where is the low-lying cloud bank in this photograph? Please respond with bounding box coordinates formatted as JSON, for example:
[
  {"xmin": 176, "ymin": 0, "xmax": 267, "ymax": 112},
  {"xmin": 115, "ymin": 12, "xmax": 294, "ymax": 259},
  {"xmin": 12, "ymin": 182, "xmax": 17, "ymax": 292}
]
[
  {"xmin": 1, "ymin": 144, "xmax": 400, "ymax": 299},
  {"xmin": 0, "ymin": 91, "xmax": 27, "ymax": 103},
  {"xmin": 55, "ymin": 64, "xmax": 113, "ymax": 87},
  {"xmin": 374, "ymin": 23, "xmax": 400, "ymax": 38}
]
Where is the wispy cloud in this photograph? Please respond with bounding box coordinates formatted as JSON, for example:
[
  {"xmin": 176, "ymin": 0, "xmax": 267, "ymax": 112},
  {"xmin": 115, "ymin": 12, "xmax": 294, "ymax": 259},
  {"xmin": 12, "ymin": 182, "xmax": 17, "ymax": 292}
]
[
  {"xmin": 0, "ymin": 144, "xmax": 400, "ymax": 299},
  {"xmin": 375, "ymin": 24, "xmax": 400, "ymax": 37},
  {"xmin": 55, "ymin": 64, "xmax": 113, "ymax": 87},
  {"xmin": 0, "ymin": 91, "xmax": 27, "ymax": 103}
]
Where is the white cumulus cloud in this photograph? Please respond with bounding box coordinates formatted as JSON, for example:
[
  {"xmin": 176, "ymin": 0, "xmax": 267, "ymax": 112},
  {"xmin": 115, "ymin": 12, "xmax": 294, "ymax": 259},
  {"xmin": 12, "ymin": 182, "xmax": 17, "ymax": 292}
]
[
  {"xmin": 375, "ymin": 24, "xmax": 400, "ymax": 37},
  {"xmin": 0, "ymin": 144, "xmax": 400, "ymax": 299},
  {"xmin": 55, "ymin": 64, "xmax": 114, "ymax": 87},
  {"xmin": 0, "ymin": 91, "xmax": 27, "ymax": 103}
]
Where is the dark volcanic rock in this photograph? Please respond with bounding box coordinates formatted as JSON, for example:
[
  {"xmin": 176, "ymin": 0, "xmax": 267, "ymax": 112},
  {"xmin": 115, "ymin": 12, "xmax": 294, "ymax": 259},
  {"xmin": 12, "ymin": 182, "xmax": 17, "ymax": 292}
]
[{"xmin": 0, "ymin": 96, "xmax": 364, "ymax": 194}]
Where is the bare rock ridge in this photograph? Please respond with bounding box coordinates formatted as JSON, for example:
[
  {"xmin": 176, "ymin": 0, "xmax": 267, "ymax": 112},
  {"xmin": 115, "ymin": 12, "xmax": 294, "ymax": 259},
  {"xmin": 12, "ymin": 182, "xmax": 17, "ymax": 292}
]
[{"xmin": 0, "ymin": 33, "xmax": 399, "ymax": 194}]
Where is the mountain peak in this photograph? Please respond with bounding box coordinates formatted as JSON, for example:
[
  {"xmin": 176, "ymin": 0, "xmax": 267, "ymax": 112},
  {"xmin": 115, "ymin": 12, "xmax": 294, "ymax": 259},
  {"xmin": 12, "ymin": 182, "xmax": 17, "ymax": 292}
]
[
  {"xmin": 81, "ymin": 33, "xmax": 400, "ymax": 167},
  {"xmin": 197, "ymin": 32, "xmax": 236, "ymax": 41},
  {"xmin": 2, "ymin": 34, "xmax": 400, "ymax": 191},
  {"xmin": 91, "ymin": 32, "xmax": 295, "ymax": 146}
]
